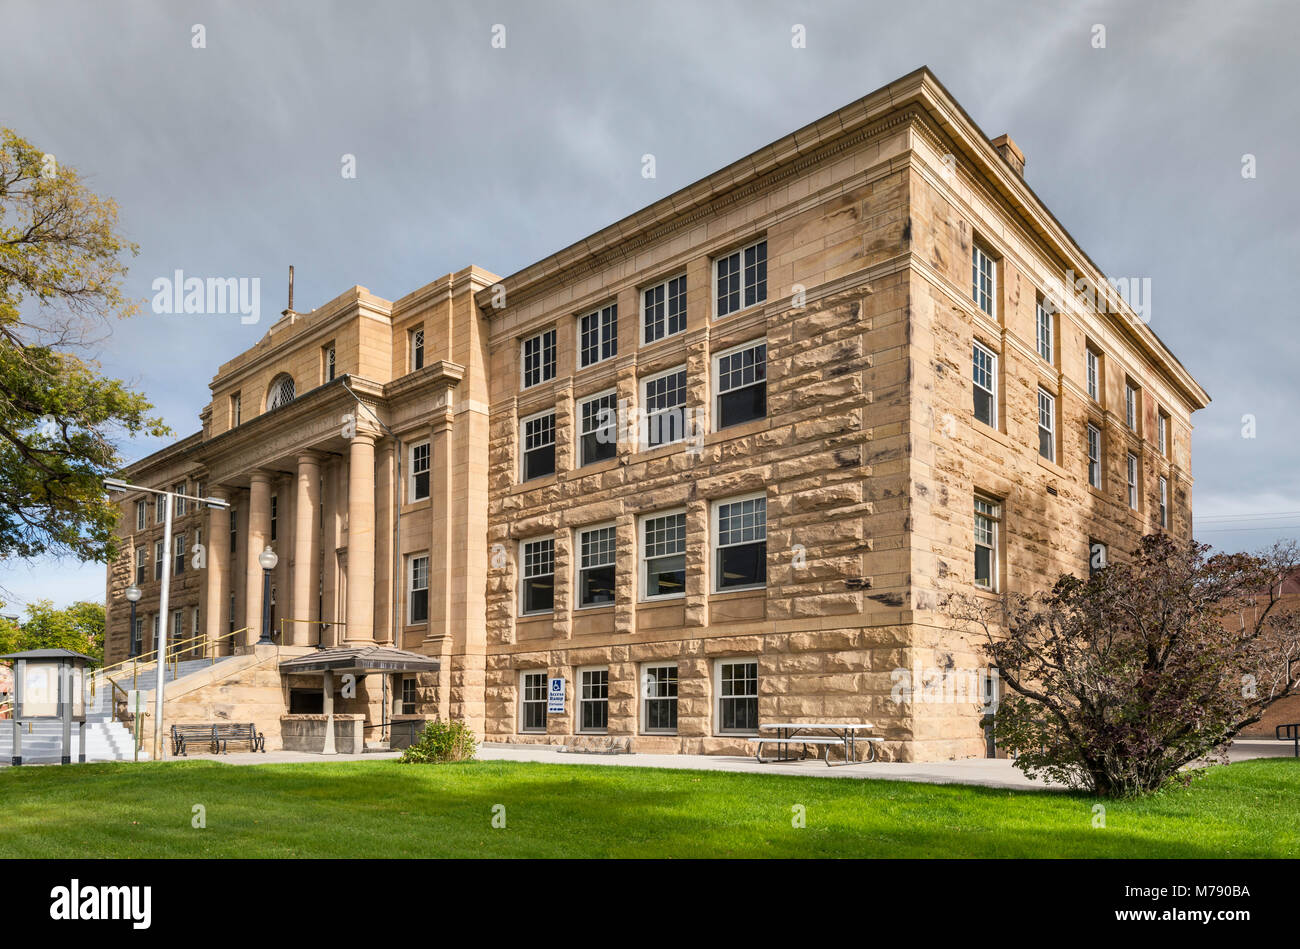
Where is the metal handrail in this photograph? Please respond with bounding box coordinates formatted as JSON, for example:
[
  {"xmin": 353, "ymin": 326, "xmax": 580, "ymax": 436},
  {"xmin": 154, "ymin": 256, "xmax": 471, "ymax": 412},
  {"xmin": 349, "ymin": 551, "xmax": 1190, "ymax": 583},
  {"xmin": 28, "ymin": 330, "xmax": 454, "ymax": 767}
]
[
  {"xmin": 99, "ymin": 627, "xmax": 254, "ymax": 693},
  {"xmin": 279, "ymin": 617, "xmax": 338, "ymax": 648}
]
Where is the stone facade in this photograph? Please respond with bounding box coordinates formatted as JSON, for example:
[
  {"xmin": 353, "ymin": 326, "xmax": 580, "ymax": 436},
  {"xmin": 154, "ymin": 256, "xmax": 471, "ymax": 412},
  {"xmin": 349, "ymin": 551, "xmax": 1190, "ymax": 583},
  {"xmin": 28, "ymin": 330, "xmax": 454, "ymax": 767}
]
[{"xmin": 103, "ymin": 68, "xmax": 1209, "ymax": 762}]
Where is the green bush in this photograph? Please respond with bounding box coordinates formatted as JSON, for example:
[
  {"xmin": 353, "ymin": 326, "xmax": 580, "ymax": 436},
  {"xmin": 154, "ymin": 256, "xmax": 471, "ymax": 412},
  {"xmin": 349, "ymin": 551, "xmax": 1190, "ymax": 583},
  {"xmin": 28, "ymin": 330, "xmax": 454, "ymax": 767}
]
[{"xmin": 398, "ymin": 719, "xmax": 477, "ymax": 764}]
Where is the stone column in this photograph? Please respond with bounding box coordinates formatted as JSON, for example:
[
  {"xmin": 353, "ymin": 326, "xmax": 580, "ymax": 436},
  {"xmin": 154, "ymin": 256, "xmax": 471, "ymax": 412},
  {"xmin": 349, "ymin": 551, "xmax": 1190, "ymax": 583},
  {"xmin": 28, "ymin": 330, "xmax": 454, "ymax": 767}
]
[
  {"xmin": 345, "ymin": 433, "xmax": 376, "ymax": 644},
  {"xmin": 321, "ymin": 670, "xmax": 336, "ymax": 755},
  {"xmin": 374, "ymin": 440, "xmax": 395, "ymax": 645},
  {"xmin": 244, "ymin": 471, "xmax": 273, "ymax": 646},
  {"xmin": 292, "ymin": 453, "xmax": 324, "ymax": 646},
  {"xmin": 428, "ymin": 413, "xmax": 454, "ymax": 644},
  {"xmin": 204, "ymin": 487, "xmax": 230, "ymax": 654}
]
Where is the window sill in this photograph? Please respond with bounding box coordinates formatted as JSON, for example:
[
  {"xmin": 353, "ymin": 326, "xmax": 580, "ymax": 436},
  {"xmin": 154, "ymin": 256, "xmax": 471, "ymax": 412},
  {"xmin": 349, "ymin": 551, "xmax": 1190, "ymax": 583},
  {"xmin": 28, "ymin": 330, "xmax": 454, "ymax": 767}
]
[
  {"xmin": 574, "ymin": 604, "xmax": 615, "ymax": 614},
  {"xmin": 638, "ymin": 594, "xmax": 686, "ymax": 606},
  {"xmin": 568, "ymin": 456, "xmax": 620, "ymax": 477},
  {"xmin": 710, "ymin": 586, "xmax": 765, "ymax": 599},
  {"xmin": 518, "ymin": 610, "xmax": 555, "ymax": 620},
  {"xmin": 1035, "ymin": 455, "xmax": 1070, "ymax": 480},
  {"xmin": 709, "ymin": 417, "xmax": 767, "ymax": 443},
  {"xmin": 402, "ymin": 498, "xmax": 431, "ymax": 513},
  {"xmin": 972, "ymin": 419, "xmax": 1011, "ymax": 448},
  {"xmin": 511, "ymin": 474, "xmax": 557, "ymax": 494}
]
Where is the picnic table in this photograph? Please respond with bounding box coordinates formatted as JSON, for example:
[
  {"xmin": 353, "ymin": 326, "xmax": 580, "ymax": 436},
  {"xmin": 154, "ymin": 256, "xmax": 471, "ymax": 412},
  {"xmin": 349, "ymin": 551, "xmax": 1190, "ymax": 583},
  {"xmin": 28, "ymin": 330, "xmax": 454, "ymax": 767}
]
[{"xmin": 751, "ymin": 722, "xmax": 880, "ymax": 766}]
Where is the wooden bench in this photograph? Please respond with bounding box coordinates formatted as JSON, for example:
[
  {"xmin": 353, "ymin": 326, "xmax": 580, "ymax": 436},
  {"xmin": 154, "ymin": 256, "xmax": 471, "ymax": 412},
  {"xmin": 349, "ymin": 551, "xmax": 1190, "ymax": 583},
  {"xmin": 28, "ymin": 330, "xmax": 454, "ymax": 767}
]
[
  {"xmin": 170, "ymin": 724, "xmax": 219, "ymax": 756},
  {"xmin": 213, "ymin": 723, "xmax": 265, "ymax": 753}
]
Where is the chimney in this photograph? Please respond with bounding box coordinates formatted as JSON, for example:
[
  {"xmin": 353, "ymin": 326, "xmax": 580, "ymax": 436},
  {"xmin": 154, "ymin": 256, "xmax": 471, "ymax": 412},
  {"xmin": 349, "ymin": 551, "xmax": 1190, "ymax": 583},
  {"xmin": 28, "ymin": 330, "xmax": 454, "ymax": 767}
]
[
  {"xmin": 991, "ymin": 134, "xmax": 1025, "ymax": 177},
  {"xmin": 282, "ymin": 265, "xmax": 295, "ymax": 319}
]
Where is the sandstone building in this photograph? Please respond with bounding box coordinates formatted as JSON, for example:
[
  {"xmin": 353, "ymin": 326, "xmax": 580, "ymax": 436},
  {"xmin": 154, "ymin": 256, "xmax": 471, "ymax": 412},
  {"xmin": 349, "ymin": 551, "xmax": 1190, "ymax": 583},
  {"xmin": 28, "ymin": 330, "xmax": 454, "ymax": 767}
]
[{"xmin": 102, "ymin": 68, "xmax": 1208, "ymax": 761}]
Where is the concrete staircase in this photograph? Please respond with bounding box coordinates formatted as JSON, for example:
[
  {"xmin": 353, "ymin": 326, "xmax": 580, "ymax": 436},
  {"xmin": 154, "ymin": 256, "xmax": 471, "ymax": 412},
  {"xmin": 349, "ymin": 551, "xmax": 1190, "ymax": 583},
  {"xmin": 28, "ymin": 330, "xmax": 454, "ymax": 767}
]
[{"xmin": 0, "ymin": 656, "xmax": 237, "ymax": 764}]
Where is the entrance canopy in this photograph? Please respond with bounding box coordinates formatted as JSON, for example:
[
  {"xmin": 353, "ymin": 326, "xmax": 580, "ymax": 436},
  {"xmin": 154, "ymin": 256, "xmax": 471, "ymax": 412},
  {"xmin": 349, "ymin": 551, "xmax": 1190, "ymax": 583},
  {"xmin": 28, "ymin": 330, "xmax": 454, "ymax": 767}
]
[{"xmin": 278, "ymin": 645, "xmax": 440, "ymax": 676}]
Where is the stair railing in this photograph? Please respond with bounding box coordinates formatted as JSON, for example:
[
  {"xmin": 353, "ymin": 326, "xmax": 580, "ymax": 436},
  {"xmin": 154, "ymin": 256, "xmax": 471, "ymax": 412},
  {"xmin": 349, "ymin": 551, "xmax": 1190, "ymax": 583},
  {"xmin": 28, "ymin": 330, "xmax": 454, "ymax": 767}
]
[{"xmin": 97, "ymin": 626, "xmax": 254, "ymax": 701}]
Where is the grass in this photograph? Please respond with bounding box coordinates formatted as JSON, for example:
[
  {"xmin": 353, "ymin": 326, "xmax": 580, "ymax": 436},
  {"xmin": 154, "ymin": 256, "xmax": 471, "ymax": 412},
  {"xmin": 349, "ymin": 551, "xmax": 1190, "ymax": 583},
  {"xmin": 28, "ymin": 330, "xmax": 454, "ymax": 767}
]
[{"xmin": 0, "ymin": 757, "xmax": 1296, "ymax": 858}]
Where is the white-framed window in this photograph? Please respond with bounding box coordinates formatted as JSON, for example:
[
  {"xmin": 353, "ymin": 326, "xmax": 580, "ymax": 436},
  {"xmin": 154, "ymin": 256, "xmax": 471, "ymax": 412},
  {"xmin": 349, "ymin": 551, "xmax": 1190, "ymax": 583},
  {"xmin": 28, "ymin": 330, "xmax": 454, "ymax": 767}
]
[
  {"xmin": 1125, "ymin": 381, "xmax": 1138, "ymax": 431},
  {"xmin": 519, "ymin": 670, "xmax": 548, "ymax": 733},
  {"xmin": 713, "ymin": 339, "xmax": 767, "ymax": 430},
  {"xmin": 1157, "ymin": 411, "xmax": 1169, "ymax": 457},
  {"xmin": 577, "ymin": 524, "xmax": 616, "ymax": 608},
  {"xmin": 642, "ymin": 366, "xmax": 687, "ymax": 448},
  {"xmin": 192, "ymin": 607, "xmax": 200, "ymax": 637},
  {"xmin": 410, "ymin": 327, "xmax": 425, "ymax": 371},
  {"xmin": 520, "ymin": 409, "xmax": 556, "ymax": 481},
  {"xmin": 578, "ymin": 390, "xmax": 618, "ymax": 466},
  {"xmin": 974, "ymin": 496, "xmax": 999, "ymax": 591},
  {"xmin": 135, "ymin": 499, "xmax": 146, "ymax": 531},
  {"xmin": 174, "ymin": 483, "xmax": 187, "ymax": 517},
  {"xmin": 1087, "ymin": 423, "xmax": 1102, "ymax": 489},
  {"xmin": 1035, "ymin": 300, "xmax": 1053, "ymax": 363},
  {"xmin": 713, "ymin": 494, "xmax": 766, "ymax": 592},
  {"xmin": 640, "ymin": 510, "xmax": 686, "ymax": 600},
  {"xmin": 154, "ymin": 495, "xmax": 164, "ymax": 524},
  {"xmin": 172, "ymin": 609, "xmax": 183, "ymax": 640},
  {"xmin": 154, "ymin": 540, "xmax": 164, "ymax": 580},
  {"xmin": 131, "ymin": 616, "xmax": 143, "ymax": 656},
  {"xmin": 1086, "ymin": 348, "xmax": 1100, "ymax": 401},
  {"xmin": 520, "ymin": 537, "xmax": 555, "ymax": 615},
  {"xmin": 715, "ymin": 658, "xmax": 759, "ymax": 735},
  {"xmin": 408, "ymin": 554, "xmax": 429, "ymax": 624},
  {"xmin": 641, "ymin": 662, "xmax": 678, "ymax": 734},
  {"xmin": 578, "ymin": 667, "xmax": 609, "ymax": 733},
  {"xmin": 173, "ymin": 534, "xmax": 186, "ymax": 576},
  {"xmin": 230, "ymin": 391, "xmax": 242, "ymax": 427},
  {"xmin": 401, "ymin": 677, "xmax": 417, "ymax": 714},
  {"xmin": 1127, "ymin": 452, "xmax": 1139, "ymax": 509},
  {"xmin": 135, "ymin": 546, "xmax": 147, "ymax": 585},
  {"xmin": 972, "ymin": 342, "xmax": 997, "ymax": 427},
  {"xmin": 409, "ymin": 441, "xmax": 431, "ymax": 502},
  {"xmin": 1159, "ymin": 476, "xmax": 1169, "ymax": 528},
  {"xmin": 715, "ymin": 238, "xmax": 767, "ymax": 318},
  {"xmin": 151, "ymin": 614, "xmax": 159, "ymax": 649},
  {"xmin": 972, "ymin": 241, "xmax": 996, "ymax": 317},
  {"xmin": 1037, "ymin": 389, "xmax": 1055, "ymax": 463},
  {"xmin": 643, "ymin": 273, "xmax": 687, "ymax": 344},
  {"xmin": 267, "ymin": 373, "xmax": 295, "ymax": 411},
  {"xmin": 521, "ymin": 329, "xmax": 556, "ymax": 389},
  {"xmin": 578, "ymin": 302, "xmax": 618, "ymax": 368}
]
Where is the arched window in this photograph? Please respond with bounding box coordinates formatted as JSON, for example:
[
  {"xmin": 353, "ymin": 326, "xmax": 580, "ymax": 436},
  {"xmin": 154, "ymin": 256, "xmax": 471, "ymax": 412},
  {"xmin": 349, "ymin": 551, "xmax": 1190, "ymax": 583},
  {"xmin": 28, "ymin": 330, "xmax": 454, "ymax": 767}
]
[{"xmin": 267, "ymin": 374, "xmax": 295, "ymax": 411}]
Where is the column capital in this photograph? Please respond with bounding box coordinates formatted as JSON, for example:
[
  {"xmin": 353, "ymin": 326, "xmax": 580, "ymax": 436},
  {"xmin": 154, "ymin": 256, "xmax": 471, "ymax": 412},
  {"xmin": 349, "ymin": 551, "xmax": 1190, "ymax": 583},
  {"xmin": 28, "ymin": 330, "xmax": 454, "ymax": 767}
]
[
  {"xmin": 297, "ymin": 449, "xmax": 327, "ymax": 466},
  {"xmin": 248, "ymin": 468, "xmax": 276, "ymax": 486}
]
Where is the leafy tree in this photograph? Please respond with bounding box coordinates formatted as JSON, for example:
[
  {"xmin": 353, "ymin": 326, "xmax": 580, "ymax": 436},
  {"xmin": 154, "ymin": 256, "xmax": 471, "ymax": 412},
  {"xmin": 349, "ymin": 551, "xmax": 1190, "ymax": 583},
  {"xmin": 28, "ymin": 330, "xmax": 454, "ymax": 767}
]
[
  {"xmin": 0, "ymin": 129, "xmax": 167, "ymax": 563},
  {"xmin": 950, "ymin": 535, "xmax": 1300, "ymax": 797},
  {"xmin": 0, "ymin": 598, "xmax": 104, "ymax": 661}
]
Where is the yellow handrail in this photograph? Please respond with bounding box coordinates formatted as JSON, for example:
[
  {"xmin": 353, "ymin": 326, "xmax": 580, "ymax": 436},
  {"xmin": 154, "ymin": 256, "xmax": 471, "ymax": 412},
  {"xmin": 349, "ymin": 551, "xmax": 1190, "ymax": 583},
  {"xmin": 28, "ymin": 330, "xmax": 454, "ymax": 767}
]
[{"xmin": 99, "ymin": 627, "xmax": 253, "ymax": 692}]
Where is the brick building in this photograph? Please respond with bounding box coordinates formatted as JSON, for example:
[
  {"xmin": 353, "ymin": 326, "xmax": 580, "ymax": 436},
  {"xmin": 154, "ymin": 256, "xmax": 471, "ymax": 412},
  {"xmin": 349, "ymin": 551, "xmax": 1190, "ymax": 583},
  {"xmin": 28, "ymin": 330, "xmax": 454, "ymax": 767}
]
[{"xmin": 103, "ymin": 68, "xmax": 1209, "ymax": 761}]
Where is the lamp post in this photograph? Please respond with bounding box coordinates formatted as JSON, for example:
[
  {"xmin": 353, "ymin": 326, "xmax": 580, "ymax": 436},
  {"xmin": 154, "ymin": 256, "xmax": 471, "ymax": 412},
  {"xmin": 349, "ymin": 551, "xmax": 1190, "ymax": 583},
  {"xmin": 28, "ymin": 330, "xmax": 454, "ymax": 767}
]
[
  {"xmin": 258, "ymin": 546, "xmax": 278, "ymax": 645},
  {"xmin": 104, "ymin": 477, "xmax": 229, "ymax": 762},
  {"xmin": 125, "ymin": 585, "xmax": 142, "ymax": 658}
]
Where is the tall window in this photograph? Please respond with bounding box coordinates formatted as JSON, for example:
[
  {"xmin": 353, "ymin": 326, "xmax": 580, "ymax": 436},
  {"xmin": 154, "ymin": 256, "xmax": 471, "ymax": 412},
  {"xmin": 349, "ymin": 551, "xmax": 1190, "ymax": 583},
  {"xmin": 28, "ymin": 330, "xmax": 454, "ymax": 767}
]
[
  {"xmin": 714, "ymin": 340, "xmax": 767, "ymax": 429},
  {"xmin": 132, "ymin": 617, "xmax": 143, "ymax": 656},
  {"xmin": 267, "ymin": 374, "xmax": 295, "ymax": 411},
  {"xmin": 135, "ymin": 500, "xmax": 146, "ymax": 531},
  {"xmin": 641, "ymin": 511, "xmax": 686, "ymax": 599},
  {"xmin": 642, "ymin": 663, "xmax": 678, "ymax": 734},
  {"xmin": 408, "ymin": 554, "xmax": 429, "ymax": 624},
  {"xmin": 577, "ymin": 525, "xmax": 616, "ymax": 607},
  {"xmin": 270, "ymin": 495, "xmax": 278, "ymax": 541},
  {"xmin": 1087, "ymin": 423, "xmax": 1102, "ymax": 489},
  {"xmin": 192, "ymin": 607, "xmax": 200, "ymax": 637},
  {"xmin": 1127, "ymin": 452, "xmax": 1139, "ymax": 509},
  {"xmin": 521, "ymin": 410, "xmax": 556, "ymax": 481},
  {"xmin": 174, "ymin": 534, "xmax": 186, "ymax": 575},
  {"xmin": 410, "ymin": 442, "xmax": 431, "ymax": 501},
  {"xmin": 229, "ymin": 507, "xmax": 238, "ymax": 554},
  {"xmin": 1086, "ymin": 348, "xmax": 1100, "ymax": 401},
  {"xmin": 972, "ymin": 242, "xmax": 996, "ymax": 317},
  {"xmin": 972, "ymin": 342, "xmax": 997, "ymax": 427},
  {"xmin": 155, "ymin": 495, "xmax": 164, "ymax": 524},
  {"xmin": 174, "ymin": 483, "xmax": 187, "ymax": 517},
  {"xmin": 410, "ymin": 327, "xmax": 425, "ymax": 371},
  {"xmin": 716, "ymin": 659, "xmax": 758, "ymax": 734},
  {"xmin": 324, "ymin": 343, "xmax": 336, "ymax": 381},
  {"xmin": 230, "ymin": 392, "xmax": 241, "ymax": 427},
  {"xmin": 1035, "ymin": 300, "xmax": 1053, "ymax": 363},
  {"xmin": 1125, "ymin": 381, "xmax": 1138, "ymax": 431},
  {"xmin": 228, "ymin": 592, "xmax": 236, "ymax": 633},
  {"xmin": 520, "ymin": 538, "xmax": 555, "ymax": 615},
  {"xmin": 401, "ymin": 677, "xmax": 417, "ymax": 714},
  {"xmin": 715, "ymin": 239, "xmax": 767, "ymax": 318},
  {"xmin": 135, "ymin": 546, "xmax": 147, "ymax": 585},
  {"xmin": 172, "ymin": 610, "xmax": 183, "ymax": 641},
  {"xmin": 643, "ymin": 274, "xmax": 687, "ymax": 344},
  {"xmin": 974, "ymin": 497, "xmax": 999, "ymax": 590},
  {"xmin": 521, "ymin": 329, "xmax": 556, "ymax": 389},
  {"xmin": 154, "ymin": 540, "xmax": 164, "ymax": 580},
  {"xmin": 642, "ymin": 367, "xmax": 687, "ymax": 448},
  {"xmin": 1037, "ymin": 389, "xmax": 1055, "ymax": 462},
  {"xmin": 1159, "ymin": 476, "xmax": 1169, "ymax": 528},
  {"xmin": 714, "ymin": 495, "xmax": 766, "ymax": 591},
  {"xmin": 578, "ymin": 391, "xmax": 618, "ymax": 466},
  {"xmin": 579, "ymin": 668, "xmax": 609, "ymax": 732},
  {"xmin": 579, "ymin": 303, "xmax": 618, "ymax": 367},
  {"xmin": 1157, "ymin": 411, "xmax": 1169, "ymax": 457},
  {"xmin": 520, "ymin": 671, "xmax": 548, "ymax": 733}
]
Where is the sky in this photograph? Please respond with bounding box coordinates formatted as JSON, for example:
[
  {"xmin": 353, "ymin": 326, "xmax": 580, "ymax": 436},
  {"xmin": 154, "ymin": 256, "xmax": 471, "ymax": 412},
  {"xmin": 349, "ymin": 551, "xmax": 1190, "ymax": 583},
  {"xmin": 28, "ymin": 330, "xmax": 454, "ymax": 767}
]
[{"xmin": 1, "ymin": 0, "xmax": 1297, "ymax": 611}]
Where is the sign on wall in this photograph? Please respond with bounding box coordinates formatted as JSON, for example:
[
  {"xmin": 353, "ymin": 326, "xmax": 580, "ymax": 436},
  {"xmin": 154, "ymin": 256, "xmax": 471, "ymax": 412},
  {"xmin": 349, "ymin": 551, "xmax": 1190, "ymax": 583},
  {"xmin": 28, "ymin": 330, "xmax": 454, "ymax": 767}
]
[{"xmin": 547, "ymin": 677, "xmax": 565, "ymax": 714}]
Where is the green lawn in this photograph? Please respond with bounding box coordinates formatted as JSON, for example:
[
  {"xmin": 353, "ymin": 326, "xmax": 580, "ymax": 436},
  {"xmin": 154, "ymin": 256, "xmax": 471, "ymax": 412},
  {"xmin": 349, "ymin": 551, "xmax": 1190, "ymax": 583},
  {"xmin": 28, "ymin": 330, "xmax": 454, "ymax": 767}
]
[{"xmin": 0, "ymin": 757, "xmax": 1295, "ymax": 858}]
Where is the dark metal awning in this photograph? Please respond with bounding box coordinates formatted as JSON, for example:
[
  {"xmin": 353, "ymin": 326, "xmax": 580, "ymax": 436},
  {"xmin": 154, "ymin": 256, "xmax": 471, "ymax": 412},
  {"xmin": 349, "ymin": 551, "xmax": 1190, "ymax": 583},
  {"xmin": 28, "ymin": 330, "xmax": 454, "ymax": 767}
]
[{"xmin": 278, "ymin": 645, "xmax": 441, "ymax": 675}]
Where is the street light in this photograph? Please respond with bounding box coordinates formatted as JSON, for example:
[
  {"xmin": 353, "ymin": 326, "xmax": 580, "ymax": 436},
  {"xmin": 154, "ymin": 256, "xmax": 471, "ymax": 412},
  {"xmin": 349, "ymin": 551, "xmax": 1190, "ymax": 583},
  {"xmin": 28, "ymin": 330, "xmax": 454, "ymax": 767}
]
[
  {"xmin": 258, "ymin": 546, "xmax": 278, "ymax": 645},
  {"xmin": 124, "ymin": 585, "xmax": 142, "ymax": 658}
]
